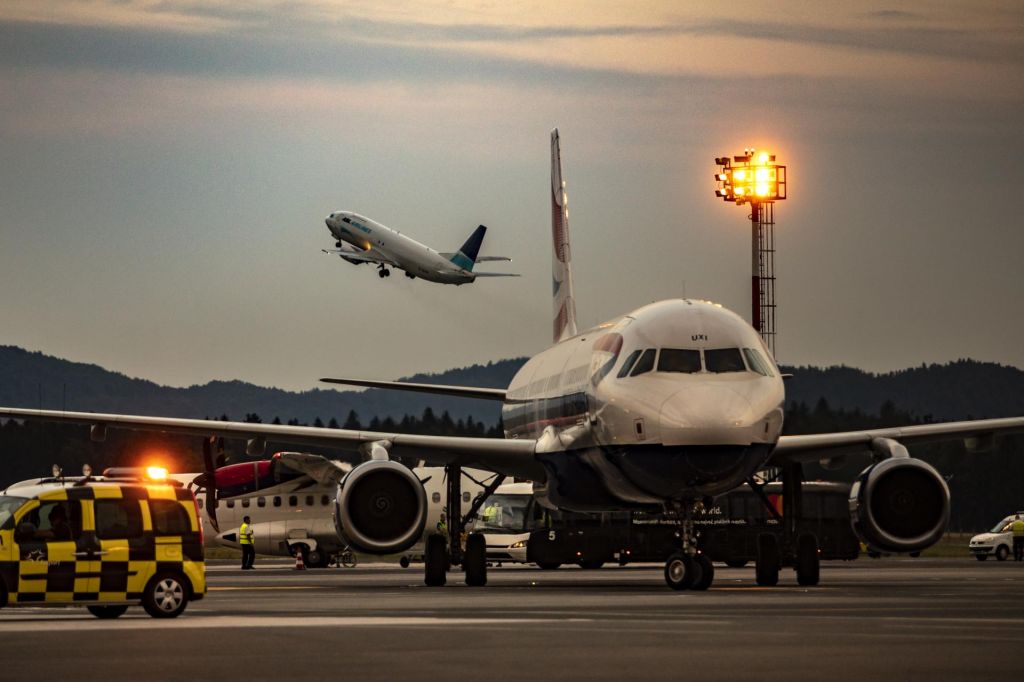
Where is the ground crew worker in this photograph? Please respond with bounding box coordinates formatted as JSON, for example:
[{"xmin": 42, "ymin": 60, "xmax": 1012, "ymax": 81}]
[
  {"xmin": 1012, "ymin": 514, "xmax": 1024, "ymax": 562},
  {"xmin": 481, "ymin": 502, "xmax": 499, "ymax": 525},
  {"xmin": 436, "ymin": 512, "xmax": 448, "ymax": 538},
  {"xmin": 240, "ymin": 515, "xmax": 255, "ymax": 569}
]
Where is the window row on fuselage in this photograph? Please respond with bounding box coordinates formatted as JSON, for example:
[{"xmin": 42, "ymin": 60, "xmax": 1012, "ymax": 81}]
[
  {"xmin": 503, "ymin": 391, "xmax": 588, "ymax": 434},
  {"xmin": 617, "ymin": 346, "xmax": 775, "ymax": 379},
  {"xmin": 196, "ymin": 494, "xmax": 332, "ymax": 510}
]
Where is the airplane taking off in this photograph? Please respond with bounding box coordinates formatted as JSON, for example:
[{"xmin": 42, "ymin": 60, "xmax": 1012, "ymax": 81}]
[
  {"xmin": 323, "ymin": 211, "xmax": 517, "ymax": 284},
  {"xmin": 4, "ymin": 129, "xmax": 1024, "ymax": 592}
]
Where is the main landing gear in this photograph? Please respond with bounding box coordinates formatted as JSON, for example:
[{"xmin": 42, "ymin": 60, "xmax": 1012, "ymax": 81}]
[
  {"xmin": 663, "ymin": 503, "xmax": 714, "ymax": 591},
  {"xmin": 423, "ymin": 464, "xmax": 506, "ymax": 588},
  {"xmin": 377, "ymin": 265, "xmax": 391, "ymax": 278},
  {"xmin": 749, "ymin": 464, "xmax": 821, "ymax": 587}
]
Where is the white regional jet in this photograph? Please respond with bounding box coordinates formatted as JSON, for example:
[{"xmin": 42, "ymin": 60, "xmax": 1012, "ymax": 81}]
[
  {"xmin": 323, "ymin": 212, "xmax": 517, "ymax": 284},
  {"xmin": 171, "ymin": 454, "xmax": 493, "ymax": 568},
  {"xmin": 4, "ymin": 129, "xmax": 1024, "ymax": 591}
]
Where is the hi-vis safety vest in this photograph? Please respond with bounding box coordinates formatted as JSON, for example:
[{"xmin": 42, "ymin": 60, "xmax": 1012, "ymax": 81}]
[
  {"xmin": 1012, "ymin": 519, "xmax": 1024, "ymax": 537},
  {"xmin": 239, "ymin": 523, "xmax": 254, "ymax": 544}
]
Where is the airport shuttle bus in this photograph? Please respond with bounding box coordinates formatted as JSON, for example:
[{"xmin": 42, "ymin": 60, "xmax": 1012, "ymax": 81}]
[{"xmin": 477, "ymin": 482, "xmax": 859, "ymax": 569}]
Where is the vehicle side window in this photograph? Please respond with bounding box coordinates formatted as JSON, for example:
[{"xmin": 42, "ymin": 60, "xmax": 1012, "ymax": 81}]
[
  {"xmin": 705, "ymin": 348, "xmax": 746, "ymax": 373},
  {"xmin": 616, "ymin": 350, "xmax": 642, "ymax": 378},
  {"xmin": 658, "ymin": 349, "xmax": 702, "ymax": 373},
  {"xmin": 95, "ymin": 499, "xmax": 143, "ymax": 540},
  {"xmin": 20, "ymin": 500, "xmax": 82, "ymax": 541},
  {"xmin": 742, "ymin": 348, "xmax": 774, "ymax": 377},
  {"xmin": 630, "ymin": 349, "xmax": 657, "ymax": 377},
  {"xmin": 150, "ymin": 500, "xmax": 192, "ymax": 535}
]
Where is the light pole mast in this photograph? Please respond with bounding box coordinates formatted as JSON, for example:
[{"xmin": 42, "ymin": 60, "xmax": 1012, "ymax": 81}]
[{"xmin": 714, "ymin": 150, "xmax": 786, "ymax": 355}]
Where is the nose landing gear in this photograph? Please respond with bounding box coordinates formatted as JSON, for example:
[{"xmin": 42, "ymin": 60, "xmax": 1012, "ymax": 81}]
[{"xmin": 663, "ymin": 502, "xmax": 714, "ymax": 591}]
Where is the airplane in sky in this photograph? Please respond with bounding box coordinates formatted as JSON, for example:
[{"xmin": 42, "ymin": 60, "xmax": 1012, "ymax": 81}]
[
  {"xmin": 323, "ymin": 211, "xmax": 517, "ymax": 284},
  {"xmin": 3, "ymin": 129, "xmax": 1023, "ymax": 591},
  {"xmin": 171, "ymin": 453, "xmax": 493, "ymax": 568}
]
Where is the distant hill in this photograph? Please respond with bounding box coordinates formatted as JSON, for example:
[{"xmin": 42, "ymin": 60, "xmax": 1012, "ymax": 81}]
[
  {"xmin": 0, "ymin": 346, "xmax": 523, "ymax": 425},
  {"xmin": 780, "ymin": 360, "xmax": 1024, "ymax": 421},
  {"xmin": 2, "ymin": 346, "xmax": 1023, "ymax": 426}
]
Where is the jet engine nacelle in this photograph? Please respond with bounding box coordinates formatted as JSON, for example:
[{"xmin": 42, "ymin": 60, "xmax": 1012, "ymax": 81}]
[
  {"xmin": 334, "ymin": 460, "xmax": 427, "ymax": 554},
  {"xmin": 335, "ymin": 242, "xmax": 367, "ymax": 265},
  {"xmin": 849, "ymin": 457, "xmax": 950, "ymax": 553}
]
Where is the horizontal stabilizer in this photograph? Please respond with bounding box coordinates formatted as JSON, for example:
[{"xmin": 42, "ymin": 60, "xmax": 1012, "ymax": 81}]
[
  {"xmin": 471, "ymin": 272, "xmax": 520, "ymax": 277},
  {"xmin": 320, "ymin": 377, "xmax": 507, "ymax": 401},
  {"xmin": 474, "ymin": 256, "xmax": 511, "ymax": 262}
]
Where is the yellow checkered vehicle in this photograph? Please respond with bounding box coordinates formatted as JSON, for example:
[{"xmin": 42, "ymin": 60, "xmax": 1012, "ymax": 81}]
[{"xmin": 0, "ymin": 468, "xmax": 206, "ymax": 618}]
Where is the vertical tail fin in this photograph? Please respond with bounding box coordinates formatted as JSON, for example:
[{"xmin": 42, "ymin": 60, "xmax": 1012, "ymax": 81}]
[
  {"xmin": 449, "ymin": 224, "xmax": 487, "ymax": 271},
  {"xmin": 551, "ymin": 128, "xmax": 578, "ymax": 342}
]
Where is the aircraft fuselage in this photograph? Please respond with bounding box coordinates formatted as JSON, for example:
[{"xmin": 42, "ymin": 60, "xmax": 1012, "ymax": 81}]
[{"xmin": 502, "ymin": 299, "xmax": 785, "ymax": 511}]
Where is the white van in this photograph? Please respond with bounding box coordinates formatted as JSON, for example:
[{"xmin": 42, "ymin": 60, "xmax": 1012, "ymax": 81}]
[{"xmin": 969, "ymin": 512, "xmax": 1023, "ymax": 561}]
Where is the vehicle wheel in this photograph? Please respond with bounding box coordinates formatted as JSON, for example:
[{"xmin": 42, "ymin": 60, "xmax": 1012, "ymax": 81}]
[
  {"xmin": 996, "ymin": 545, "xmax": 1010, "ymax": 561},
  {"xmin": 692, "ymin": 555, "xmax": 714, "ymax": 591},
  {"xmin": 796, "ymin": 533, "xmax": 820, "ymax": 587},
  {"xmin": 424, "ymin": 534, "xmax": 447, "ymax": 587},
  {"xmin": 755, "ymin": 534, "xmax": 780, "ymax": 587},
  {"xmin": 88, "ymin": 605, "xmax": 128, "ymax": 619},
  {"xmin": 975, "ymin": 554, "xmax": 988, "ymax": 561},
  {"xmin": 536, "ymin": 562, "xmax": 561, "ymax": 570},
  {"xmin": 399, "ymin": 556, "xmax": 410, "ymax": 568},
  {"xmin": 664, "ymin": 552, "xmax": 701, "ymax": 591},
  {"xmin": 724, "ymin": 558, "xmax": 748, "ymax": 568},
  {"xmin": 464, "ymin": 533, "xmax": 487, "ymax": 587},
  {"xmin": 578, "ymin": 560, "xmax": 605, "ymax": 570},
  {"xmin": 142, "ymin": 573, "xmax": 189, "ymax": 618}
]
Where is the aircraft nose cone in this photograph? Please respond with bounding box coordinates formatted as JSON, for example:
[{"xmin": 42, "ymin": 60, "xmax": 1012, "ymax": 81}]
[{"xmin": 659, "ymin": 384, "xmax": 755, "ymax": 446}]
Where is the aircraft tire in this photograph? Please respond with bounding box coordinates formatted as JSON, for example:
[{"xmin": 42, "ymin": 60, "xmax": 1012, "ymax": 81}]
[
  {"xmin": 692, "ymin": 555, "xmax": 714, "ymax": 591},
  {"xmin": 424, "ymin": 534, "xmax": 447, "ymax": 587},
  {"xmin": 976, "ymin": 554, "xmax": 988, "ymax": 561},
  {"xmin": 306, "ymin": 548, "xmax": 329, "ymax": 568},
  {"xmin": 755, "ymin": 534, "xmax": 780, "ymax": 587},
  {"xmin": 464, "ymin": 533, "xmax": 487, "ymax": 587},
  {"xmin": 578, "ymin": 560, "xmax": 604, "ymax": 570},
  {"xmin": 88, "ymin": 605, "xmax": 128, "ymax": 619},
  {"xmin": 724, "ymin": 558, "xmax": 748, "ymax": 568},
  {"xmin": 399, "ymin": 556, "xmax": 410, "ymax": 568},
  {"xmin": 795, "ymin": 533, "xmax": 820, "ymax": 586},
  {"xmin": 664, "ymin": 552, "xmax": 700, "ymax": 591},
  {"xmin": 378, "ymin": 269, "xmax": 387, "ymax": 278},
  {"xmin": 536, "ymin": 562, "xmax": 561, "ymax": 570}
]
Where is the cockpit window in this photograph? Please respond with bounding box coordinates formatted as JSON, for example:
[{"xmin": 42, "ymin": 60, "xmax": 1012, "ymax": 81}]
[
  {"xmin": 630, "ymin": 349, "xmax": 657, "ymax": 377},
  {"xmin": 742, "ymin": 348, "xmax": 774, "ymax": 377},
  {"xmin": 704, "ymin": 348, "xmax": 746, "ymax": 373},
  {"xmin": 617, "ymin": 350, "xmax": 642, "ymax": 378},
  {"xmin": 657, "ymin": 349, "xmax": 702, "ymax": 373}
]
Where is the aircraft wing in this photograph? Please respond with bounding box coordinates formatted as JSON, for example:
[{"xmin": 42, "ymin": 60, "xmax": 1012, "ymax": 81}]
[
  {"xmin": 321, "ymin": 249, "xmax": 395, "ymax": 266},
  {"xmin": 276, "ymin": 452, "xmax": 352, "ymax": 487},
  {"xmin": 319, "ymin": 377, "xmax": 507, "ymax": 401},
  {"xmin": 0, "ymin": 407, "xmax": 542, "ymax": 480},
  {"xmin": 769, "ymin": 416, "xmax": 1024, "ymax": 465}
]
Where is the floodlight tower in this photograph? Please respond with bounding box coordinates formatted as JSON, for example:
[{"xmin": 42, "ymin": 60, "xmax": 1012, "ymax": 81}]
[{"xmin": 714, "ymin": 150, "xmax": 787, "ymax": 355}]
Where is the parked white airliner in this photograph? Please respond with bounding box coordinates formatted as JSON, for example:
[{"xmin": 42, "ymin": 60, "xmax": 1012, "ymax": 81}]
[
  {"xmin": 324, "ymin": 212, "xmax": 517, "ymax": 284},
  {"xmin": 171, "ymin": 455, "xmax": 492, "ymax": 568},
  {"xmin": 4, "ymin": 129, "xmax": 1023, "ymax": 591}
]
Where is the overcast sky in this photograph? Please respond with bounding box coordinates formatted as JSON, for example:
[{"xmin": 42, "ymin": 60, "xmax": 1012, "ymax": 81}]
[{"xmin": 1, "ymin": 1, "xmax": 1021, "ymax": 391}]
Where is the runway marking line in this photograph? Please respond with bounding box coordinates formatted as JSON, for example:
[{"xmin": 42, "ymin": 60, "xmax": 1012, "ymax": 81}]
[{"xmin": 0, "ymin": 616, "xmax": 578, "ymax": 632}]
